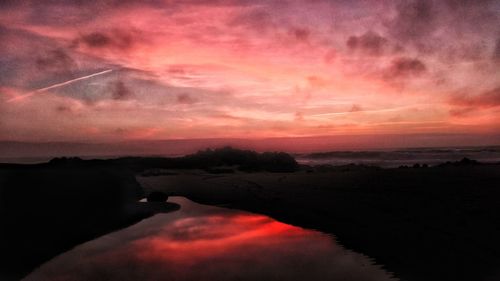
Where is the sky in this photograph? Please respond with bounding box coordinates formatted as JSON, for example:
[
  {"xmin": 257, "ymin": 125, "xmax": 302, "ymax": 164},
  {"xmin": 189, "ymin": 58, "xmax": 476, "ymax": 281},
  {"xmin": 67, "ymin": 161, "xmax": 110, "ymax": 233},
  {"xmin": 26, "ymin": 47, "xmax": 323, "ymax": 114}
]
[{"xmin": 1, "ymin": 0, "xmax": 500, "ymax": 151}]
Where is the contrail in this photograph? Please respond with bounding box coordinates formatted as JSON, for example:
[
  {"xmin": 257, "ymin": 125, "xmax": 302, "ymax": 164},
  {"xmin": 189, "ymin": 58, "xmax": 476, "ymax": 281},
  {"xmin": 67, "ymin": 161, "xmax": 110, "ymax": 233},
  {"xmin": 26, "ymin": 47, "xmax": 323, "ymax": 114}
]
[{"xmin": 6, "ymin": 69, "xmax": 113, "ymax": 103}]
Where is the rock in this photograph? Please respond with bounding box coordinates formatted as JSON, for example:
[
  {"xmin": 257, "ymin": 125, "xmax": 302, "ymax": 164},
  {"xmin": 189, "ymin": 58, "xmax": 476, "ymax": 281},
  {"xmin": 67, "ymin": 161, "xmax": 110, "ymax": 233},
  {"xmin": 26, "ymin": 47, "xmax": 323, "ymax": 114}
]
[
  {"xmin": 458, "ymin": 157, "xmax": 478, "ymax": 165},
  {"xmin": 147, "ymin": 191, "xmax": 168, "ymax": 202}
]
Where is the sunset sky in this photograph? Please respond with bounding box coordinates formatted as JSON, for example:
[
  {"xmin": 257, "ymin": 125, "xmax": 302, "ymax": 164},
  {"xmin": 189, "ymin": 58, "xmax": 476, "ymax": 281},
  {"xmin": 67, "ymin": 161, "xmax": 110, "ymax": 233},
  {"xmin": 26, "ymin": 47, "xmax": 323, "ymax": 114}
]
[{"xmin": 1, "ymin": 0, "xmax": 500, "ymax": 150}]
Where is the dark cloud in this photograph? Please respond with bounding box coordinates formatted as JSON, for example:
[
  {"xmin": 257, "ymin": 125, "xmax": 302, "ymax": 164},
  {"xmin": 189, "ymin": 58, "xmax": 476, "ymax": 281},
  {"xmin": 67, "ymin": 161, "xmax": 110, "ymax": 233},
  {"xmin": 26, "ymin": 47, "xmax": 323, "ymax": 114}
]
[
  {"xmin": 387, "ymin": 57, "xmax": 427, "ymax": 77},
  {"xmin": 444, "ymin": 0, "xmax": 496, "ymax": 10},
  {"xmin": 177, "ymin": 93, "xmax": 197, "ymax": 104},
  {"xmin": 386, "ymin": 0, "xmax": 499, "ymax": 59},
  {"xmin": 346, "ymin": 31, "xmax": 388, "ymax": 56},
  {"xmin": 350, "ymin": 104, "xmax": 363, "ymax": 112},
  {"xmin": 443, "ymin": 0, "xmax": 499, "ymax": 38},
  {"xmin": 292, "ymin": 28, "xmax": 310, "ymax": 42},
  {"xmin": 450, "ymin": 87, "xmax": 500, "ymax": 107},
  {"xmin": 55, "ymin": 105, "xmax": 69, "ymax": 112},
  {"xmin": 1, "ymin": 0, "xmax": 259, "ymax": 10},
  {"xmin": 0, "ymin": 0, "xmax": 17, "ymax": 7},
  {"xmin": 35, "ymin": 49, "xmax": 76, "ymax": 74},
  {"xmin": 211, "ymin": 113, "xmax": 249, "ymax": 121},
  {"xmin": 444, "ymin": 43, "xmax": 488, "ymax": 63},
  {"xmin": 388, "ymin": 0, "xmax": 436, "ymax": 44},
  {"xmin": 493, "ymin": 38, "xmax": 500, "ymax": 61},
  {"xmin": 76, "ymin": 30, "xmax": 136, "ymax": 50},
  {"xmin": 115, "ymin": 128, "xmax": 126, "ymax": 134},
  {"xmin": 0, "ymin": 0, "xmax": 165, "ymax": 10},
  {"xmin": 294, "ymin": 112, "xmax": 304, "ymax": 121},
  {"xmin": 229, "ymin": 8, "xmax": 274, "ymax": 33},
  {"xmin": 55, "ymin": 105, "xmax": 73, "ymax": 113},
  {"xmin": 0, "ymin": 1, "xmax": 100, "ymax": 26},
  {"xmin": 81, "ymin": 33, "xmax": 112, "ymax": 48},
  {"xmin": 168, "ymin": 66, "xmax": 187, "ymax": 75},
  {"xmin": 449, "ymin": 107, "xmax": 475, "ymax": 117},
  {"xmin": 167, "ymin": 0, "xmax": 261, "ymax": 7},
  {"xmin": 111, "ymin": 81, "xmax": 134, "ymax": 100},
  {"xmin": 0, "ymin": 25, "xmax": 69, "ymax": 88}
]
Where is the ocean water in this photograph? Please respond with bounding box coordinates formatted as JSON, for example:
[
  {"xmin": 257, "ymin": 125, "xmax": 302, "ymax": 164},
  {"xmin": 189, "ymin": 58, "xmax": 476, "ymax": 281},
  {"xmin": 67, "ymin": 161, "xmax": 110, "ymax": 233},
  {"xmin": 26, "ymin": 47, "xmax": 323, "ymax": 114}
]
[
  {"xmin": 295, "ymin": 147, "xmax": 500, "ymax": 168},
  {"xmin": 2, "ymin": 147, "xmax": 500, "ymax": 168}
]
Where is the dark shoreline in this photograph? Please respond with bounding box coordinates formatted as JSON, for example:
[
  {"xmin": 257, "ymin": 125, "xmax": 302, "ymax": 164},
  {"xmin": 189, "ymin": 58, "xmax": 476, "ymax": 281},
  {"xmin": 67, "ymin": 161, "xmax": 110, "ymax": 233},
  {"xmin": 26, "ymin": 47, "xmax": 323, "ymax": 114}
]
[{"xmin": 1, "ymin": 152, "xmax": 500, "ymax": 281}]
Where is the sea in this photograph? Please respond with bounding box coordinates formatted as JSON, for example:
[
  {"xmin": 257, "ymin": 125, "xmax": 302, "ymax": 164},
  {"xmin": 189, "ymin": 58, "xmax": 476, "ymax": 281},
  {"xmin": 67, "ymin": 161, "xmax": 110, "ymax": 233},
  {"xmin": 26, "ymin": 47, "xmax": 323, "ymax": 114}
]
[
  {"xmin": 2, "ymin": 146, "xmax": 500, "ymax": 168},
  {"xmin": 295, "ymin": 147, "xmax": 500, "ymax": 168}
]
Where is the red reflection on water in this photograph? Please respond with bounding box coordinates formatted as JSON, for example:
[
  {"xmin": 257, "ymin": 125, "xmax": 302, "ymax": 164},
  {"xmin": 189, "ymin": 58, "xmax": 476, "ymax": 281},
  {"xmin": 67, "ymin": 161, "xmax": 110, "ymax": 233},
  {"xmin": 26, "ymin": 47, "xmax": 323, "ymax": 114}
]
[
  {"xmin": 24, "ymin": 198, "xmax": 397, "ymax": 281},
  {"xmin": 134, "ymin": 213, "xmax": 315, "ymax": 265}
]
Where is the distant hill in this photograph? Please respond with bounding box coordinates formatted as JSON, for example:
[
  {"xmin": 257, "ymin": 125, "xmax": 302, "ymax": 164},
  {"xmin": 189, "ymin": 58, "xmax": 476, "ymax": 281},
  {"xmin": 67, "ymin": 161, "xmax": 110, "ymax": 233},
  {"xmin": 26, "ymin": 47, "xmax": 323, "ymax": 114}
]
[
  {"xmin": 42, "ymin": 147, "xmax": 299, "ymax": 173},
  {"xmin": 2, "ymin": 133, "xmax": 500, "ymax": 159}
]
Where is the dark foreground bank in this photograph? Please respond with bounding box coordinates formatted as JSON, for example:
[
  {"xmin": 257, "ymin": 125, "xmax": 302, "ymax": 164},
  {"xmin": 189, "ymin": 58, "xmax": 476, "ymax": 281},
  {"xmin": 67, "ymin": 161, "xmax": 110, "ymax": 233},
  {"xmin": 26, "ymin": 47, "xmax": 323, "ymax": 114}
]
[
  {"xmin": 0, "ymin": 161, "xmax": 179, "ymax": 281},
  {"xmin": 1, "ymin": 148, "xmax": 500, "ymax": 281}
]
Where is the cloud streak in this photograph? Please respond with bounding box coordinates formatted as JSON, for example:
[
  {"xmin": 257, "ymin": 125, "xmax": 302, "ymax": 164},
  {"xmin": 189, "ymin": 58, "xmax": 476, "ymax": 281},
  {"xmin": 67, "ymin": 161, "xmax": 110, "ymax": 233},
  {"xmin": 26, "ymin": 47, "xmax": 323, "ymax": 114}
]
[{"xmin": 6, "ymin": 69, "xmax": 113, "ymax": 103}]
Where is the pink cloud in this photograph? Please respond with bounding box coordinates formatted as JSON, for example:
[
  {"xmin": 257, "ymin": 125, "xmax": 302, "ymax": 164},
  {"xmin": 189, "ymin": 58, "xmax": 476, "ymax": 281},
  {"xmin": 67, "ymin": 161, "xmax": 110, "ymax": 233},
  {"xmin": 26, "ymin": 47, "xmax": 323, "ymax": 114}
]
[{"xmin": 0, "ymin": 0, "xmax": 499, "ymax": 147}]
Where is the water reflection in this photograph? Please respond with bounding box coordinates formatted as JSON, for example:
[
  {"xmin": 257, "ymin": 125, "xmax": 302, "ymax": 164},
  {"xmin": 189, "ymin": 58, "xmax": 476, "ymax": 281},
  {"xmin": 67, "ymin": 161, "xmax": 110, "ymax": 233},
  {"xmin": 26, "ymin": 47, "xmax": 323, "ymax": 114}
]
[{"xmin": 25, "ymin": 197, "xmax": 397, "ymax": 281}]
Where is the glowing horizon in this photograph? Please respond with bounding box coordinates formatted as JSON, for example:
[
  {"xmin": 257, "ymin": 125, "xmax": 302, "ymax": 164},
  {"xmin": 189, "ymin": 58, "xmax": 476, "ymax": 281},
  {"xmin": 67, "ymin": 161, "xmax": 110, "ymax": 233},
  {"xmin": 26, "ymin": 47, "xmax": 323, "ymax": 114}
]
[{"xmin": 1, "ymin": 0, "xmax": 499, "ymax": 149}]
